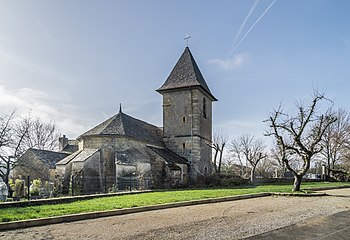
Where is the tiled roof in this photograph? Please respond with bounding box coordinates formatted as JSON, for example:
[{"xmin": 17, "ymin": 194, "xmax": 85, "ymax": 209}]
[
  {"xmin": 20, "ymin": 148, "xmax": 70, "ymax": 169},
  {"xmin": 157, "ymin": 47, "xmax": 217, "ymax": 101},
  {"xmin": 79, "ymin": 111, "xmax": 164, "ymax": 146},
  {"xmin": 147, "ymin": 145, "xmax": 189, "ymax": 165}
]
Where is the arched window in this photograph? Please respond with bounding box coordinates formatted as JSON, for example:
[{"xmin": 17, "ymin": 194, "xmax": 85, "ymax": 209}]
[{"xmin": 203, "ymin": 97, "xmax": 207, "ymax": 119}]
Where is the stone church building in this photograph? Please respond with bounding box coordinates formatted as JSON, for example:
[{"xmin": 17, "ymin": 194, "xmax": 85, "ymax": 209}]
[{"xmin": 55, "ymin": 47, "xmax": 217, "ymax": 193}]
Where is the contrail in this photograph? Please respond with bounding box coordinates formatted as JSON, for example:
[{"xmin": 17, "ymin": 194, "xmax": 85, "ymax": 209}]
[
  {"xmin": 228, "ymin": 0, "xmax": 260, "ymax": 59},
  {"xmin": 229, "ymin": 0, "xmax": 278, "ymax": 58}
]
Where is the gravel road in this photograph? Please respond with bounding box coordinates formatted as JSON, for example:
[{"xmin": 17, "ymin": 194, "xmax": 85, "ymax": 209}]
[{"xmin": 1, "ymin": 188, "xmax": 350, "ymax": 240}]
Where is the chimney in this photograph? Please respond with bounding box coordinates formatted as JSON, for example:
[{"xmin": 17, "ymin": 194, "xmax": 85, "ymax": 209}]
[{"xmin": 59, "ymin": 135, "xmax": 68, "ymax": 151}]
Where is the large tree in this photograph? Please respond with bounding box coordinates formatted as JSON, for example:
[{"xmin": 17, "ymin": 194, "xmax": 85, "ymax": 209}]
[
  {"xmin": 210, "ymin": 133, "xmax": 228, "ymax": 176},
  {"xmin": 265, "ymin": 92, "xmax": 337, "ymax": 191},
  {"xmin": 320, "ymin": 108, "xmax": 350, "ymax": 178},
  {"xmin": 21, "ymin": 116, "xmax": 60, "ymax": 151},
  {"xmin": 230, "ymin": 134, "xmax": 266, "ymax": 183},
  {"xmin": 0, "ymin": 111, "xmax": 60, "ymax": 188},
  {"xmin": 0, "ymin": 112, "xmax": 30, "ymax": 187}
]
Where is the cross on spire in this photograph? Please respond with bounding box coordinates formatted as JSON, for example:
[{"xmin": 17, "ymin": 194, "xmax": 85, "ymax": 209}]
[{"xmin": 184, "ymin": 34, "xmax": 191, "ymax": 47}]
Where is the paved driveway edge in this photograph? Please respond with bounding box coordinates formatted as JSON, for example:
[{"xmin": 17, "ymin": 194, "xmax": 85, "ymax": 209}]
[{"xmin": 0, "ymin": 192, "xmax": 270, "ymax": 231}]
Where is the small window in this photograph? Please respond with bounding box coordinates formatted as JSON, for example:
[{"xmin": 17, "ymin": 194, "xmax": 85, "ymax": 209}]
[
  {"xmin": 203, "ymin": 97, "xmax": 207, "ymax": 119},
  {"xmin": 182, "ymin": 116, "xmax": 186, "ymax": 123},
  {"xmin": 182, "ymin": 143, "xmax": 186, "ymax": 149}
]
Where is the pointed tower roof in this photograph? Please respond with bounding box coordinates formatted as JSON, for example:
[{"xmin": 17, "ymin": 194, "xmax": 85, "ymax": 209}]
[
  {"xmin": 157, "ymin": 47, "xmax": 217, "ymax": 101},
  {"xmin": 79, "ymin": 111, "xmax": 163, "ymax": 146}
]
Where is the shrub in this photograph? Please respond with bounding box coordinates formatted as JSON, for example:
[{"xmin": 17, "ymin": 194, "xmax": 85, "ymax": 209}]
[
  {"xmin": 30, "ymin": 179, "xmax": 42, "ymax": 196},
  {"xmin": 10, "ymin": 179, "xmax": 25, "ymax": 197}
]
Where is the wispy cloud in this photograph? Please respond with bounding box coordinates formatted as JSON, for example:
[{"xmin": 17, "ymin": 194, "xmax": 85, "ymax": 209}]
[
  {"xmin": 228, "ymin": 0, "xmax": 260, "ymax": 58},
  {"xmin": 229, "ymin": 0, "xmax": 278, "ymax": 57},
  {"xmin": 207, "ymin": 52, "xmax": 249, "ymax": 71}
]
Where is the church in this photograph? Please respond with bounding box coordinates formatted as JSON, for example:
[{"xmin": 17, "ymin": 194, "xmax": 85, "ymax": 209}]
[{"xmin": 55, "ymin": 47, "xmax": 217, "ymax": 193}]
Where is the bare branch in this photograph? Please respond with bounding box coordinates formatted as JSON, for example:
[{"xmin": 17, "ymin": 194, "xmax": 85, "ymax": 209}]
[{"xmin": 265, "ymin": 91, "xmax": 335, "ymax": 191}]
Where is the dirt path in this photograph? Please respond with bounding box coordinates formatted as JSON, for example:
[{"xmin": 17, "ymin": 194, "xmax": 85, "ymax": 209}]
[{"xmin": 1, "ymin": 188, "xmax": 350, "ymax": 240}]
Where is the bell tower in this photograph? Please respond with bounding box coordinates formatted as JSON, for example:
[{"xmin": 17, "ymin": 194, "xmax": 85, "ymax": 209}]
[{"xmin": 157, "ymin": 47, "xmax": 217, "ymax": 182}]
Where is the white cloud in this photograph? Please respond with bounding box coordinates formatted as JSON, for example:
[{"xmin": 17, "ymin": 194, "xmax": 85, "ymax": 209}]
[
  {"xmin": 207, "ymin": 53, "xmax": 249, "ymax": 71},
  {"xmin": 0, "ymin": 85, "xmax": 61, "ymax": 123},
  {"xmin": 0, "ymin": 85, "xmax": 29, "ymax": 111},
  {"xmin": 0, "ymin": 84, "xmax": 87, "ymax": 139},
  {"xmin": 59, "ymin": 118, "xmax": 88, "ymax": 138}
]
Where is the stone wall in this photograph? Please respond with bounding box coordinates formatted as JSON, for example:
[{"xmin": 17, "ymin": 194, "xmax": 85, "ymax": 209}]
[
  {"xmin": 13, "ymin": 157, "xmax": 52, "ymax": 182},
  {"xmin": 56, "ymin": 162, "xmax": 72, "ymax": 194},
  {"xmin": 161, "ymin": 88, "xmax": 213, "ymax": 182},
  {"xmin": 71, "ymin": 151, "xmax": 101, "ymax": 194},
  {"xmin": 146, "ymin": 148, "xmax": 188, "ymax": 188},
  {"xmin": 80, "ymin": 135, "xmax": 153, "ymax": 180}
]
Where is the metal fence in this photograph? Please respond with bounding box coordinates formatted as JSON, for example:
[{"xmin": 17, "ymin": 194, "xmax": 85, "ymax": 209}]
[
  {"xmin": 6, "ymin": 175, "xmax": 151, "ymax": 201},
  {"xmin": 70, "ymin": 176, "xmax": 151, "ymax": 195}
]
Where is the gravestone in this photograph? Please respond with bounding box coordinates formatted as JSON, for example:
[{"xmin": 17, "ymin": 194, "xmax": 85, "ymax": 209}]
[{"xmin": 0, "ymin": 182, "xmax": 8, "ymax": 202}]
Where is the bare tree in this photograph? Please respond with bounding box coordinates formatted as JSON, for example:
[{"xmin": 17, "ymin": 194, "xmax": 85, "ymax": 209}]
[
  {"xmin": 0, "ymin": 111, "xmax": 61, "ymax": 189},
  {"xmin": 270, "ymin": 144, "xmax": 287, "ymax": 178},
  {"xmin": 0, "ymin": 112, "xmax": 30, "ymax": 187},
  {"xmin": 265, "ymin": 92, "xmax": 337, "ymax": 191},
  {"xmin": 210, "ymin": 133, "xmax": 228, "ymax": 176},
  {"xmin": 230, "ymin": 134, "xmax": 266, "ymax": 183},
  {"xmin": 320, "ymin": 108, "xmax": 350, "ymax": 178},
  {"xmin": 22, "ymin": 117, "xmax": 60, "ymax": 150},
  {"xmin": 255, "ymin": 156, "xmax": 278, "ymax": 179}
]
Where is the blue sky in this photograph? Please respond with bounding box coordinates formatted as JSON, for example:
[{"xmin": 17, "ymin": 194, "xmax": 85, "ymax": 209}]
[{"xmin": 0, "ymin": 0, "xmax": 349, "ymax": 141}]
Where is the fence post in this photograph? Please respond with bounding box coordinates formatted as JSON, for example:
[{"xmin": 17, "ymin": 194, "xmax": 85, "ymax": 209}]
[
  {"xmin": 27, "ymin": 176, "xmax": 30, "ymax": 201},
  {"xmin": 104, "ymin": 176, "xmax": 107, "ymax": 193},
  {"xmin": 129, "ymin": 175, "xmax": 132, "ymax": 192},
  {"xmin": 71, "ymin": 176, "xmax": 74, "ymax": 196}
]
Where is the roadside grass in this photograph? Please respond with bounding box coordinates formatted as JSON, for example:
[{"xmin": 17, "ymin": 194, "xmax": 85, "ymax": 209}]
[{"xmin": 0, "ymin": 181, "xmax": 349, "ymax": 223}]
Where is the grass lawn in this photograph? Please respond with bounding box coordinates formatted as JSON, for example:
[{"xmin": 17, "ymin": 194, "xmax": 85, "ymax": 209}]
[{"xmin": 0, "ymin": 181, "xmax": 349, "ymax": 223}]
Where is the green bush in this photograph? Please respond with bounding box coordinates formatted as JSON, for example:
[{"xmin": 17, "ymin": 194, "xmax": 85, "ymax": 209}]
[
  {"xmin": 30, "ymin": 179, "xmax": 42, "ymax": 196},
  {"xmin": 10, "ymin": 179, "xmax": 25, "ymax": 197}
]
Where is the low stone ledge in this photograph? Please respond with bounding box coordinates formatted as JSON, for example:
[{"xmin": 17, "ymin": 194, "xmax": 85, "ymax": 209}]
[
  {"xmin": 0, "ymin": 190, "xmax": 153, "ymax": 209},
  {"xmin": 270, "ymin": 192, "xmax": 328, "ymax": 197},
  {"xmin": 305, "ymin": 185, "xmax": 350, "ymax": 192}
]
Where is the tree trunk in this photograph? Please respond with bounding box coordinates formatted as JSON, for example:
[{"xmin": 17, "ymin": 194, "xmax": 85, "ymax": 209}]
[
  {"xmin": 293, "ymin": 175, "xmax": 303, "ymax": 192},
  {"xmin": 213, "ymin": 149, "xmax": 218, "ymax": 174},
  {"xmin": 327, "ymin": 157, "xmax": 331, "ymax": 178},
  {"xmin": 218, "ymin": 150, "xmax": 223, "ymax": 176},
  {"xmin": 250, "ymin": 167, "xmax": 256, "ymax": 184}
]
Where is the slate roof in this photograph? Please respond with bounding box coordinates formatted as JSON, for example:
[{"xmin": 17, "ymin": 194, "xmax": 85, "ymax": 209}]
[
  {"xmin": 116, "ymin": 148, "xmax": 150, "ymax": 165},
  {"xmin": 20, "ymin": 148, "xmax": 70, "ymax": 169},
  {"xmin": 79, "ymin": 110, "xmax": 163, "ymax": 146},
  {"xmin": 61, "ymin": 140, "xmax": 79, "ymax": 153},
  {"xmin": 147, "ymin": 145, "xmax": 189, "ymax": 165},
  {"xmin": 56, "ymin": 149, "xmax": 99, "ymax": 165},
  {"xmin": 71, "ymin": 149, "xmax": 99, "ymax": 163},
  {"xmin": 157, "ymin": 47, "xmax": 217, "ymax": 101},
  {"xmin": 56, "ymin": 150, "xmax": 82, "ymax": 165}
]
